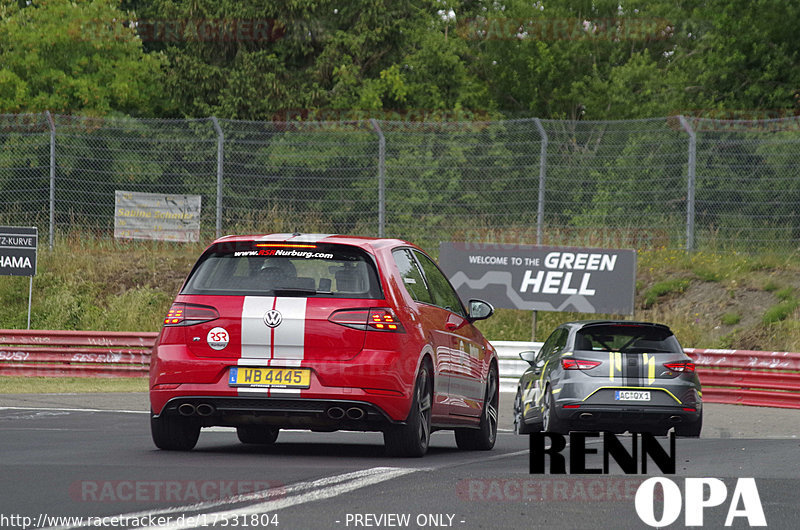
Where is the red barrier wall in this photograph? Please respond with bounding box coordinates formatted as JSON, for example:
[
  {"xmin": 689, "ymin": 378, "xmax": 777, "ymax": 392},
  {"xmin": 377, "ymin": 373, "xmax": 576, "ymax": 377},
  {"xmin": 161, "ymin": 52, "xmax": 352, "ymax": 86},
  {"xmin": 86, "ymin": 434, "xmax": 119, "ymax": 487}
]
[
  {"xmin": 685, "ymin": 348, "xmax": 800, "ymax": 409},
  {"xmin": 2, "ymin": 331, "xmax": 799, "ymax": 410},
  {"xmin": 0, "ymin": 329, "xmax": 157, "ymax": 378}
]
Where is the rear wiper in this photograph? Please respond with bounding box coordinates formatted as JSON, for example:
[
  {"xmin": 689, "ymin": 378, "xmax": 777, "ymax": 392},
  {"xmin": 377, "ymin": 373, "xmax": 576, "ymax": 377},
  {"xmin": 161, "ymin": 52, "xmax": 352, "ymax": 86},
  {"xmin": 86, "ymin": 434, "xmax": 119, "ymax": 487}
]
[
  {"xmin": 620, "ymin": 347, "xmax": 673, "ymax": 353},
  {"xmin": 273, "ymin": 288, "xmax": 318, "ymax": 296}
]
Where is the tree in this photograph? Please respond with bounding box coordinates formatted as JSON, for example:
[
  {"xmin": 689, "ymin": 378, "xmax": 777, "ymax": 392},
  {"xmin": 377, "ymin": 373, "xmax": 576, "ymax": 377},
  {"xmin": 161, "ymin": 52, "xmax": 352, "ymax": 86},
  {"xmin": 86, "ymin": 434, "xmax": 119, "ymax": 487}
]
[
  {"xmin": 675, "ymin": 0, "xmax": 800, "ymax": 114},
  {"xmin": 134, "ymin": 0, "xmax": 491, "ymax": 119},
  {"xmin": 453, "ymin": 0, "xmax": 691, "ymax": 119},
  {"xmin": 0, "ymin": 0, "xmax": 170, "ymax": 115}
]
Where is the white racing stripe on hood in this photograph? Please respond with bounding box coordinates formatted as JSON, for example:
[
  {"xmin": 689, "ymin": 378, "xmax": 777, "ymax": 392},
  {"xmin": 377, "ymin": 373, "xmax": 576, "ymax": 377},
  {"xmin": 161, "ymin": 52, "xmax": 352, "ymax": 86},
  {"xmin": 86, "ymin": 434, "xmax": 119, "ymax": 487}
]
[
  {"xmin": 238, "ymin": 297, "xmax": 307, "ymax": 396},
  {"xmin": 288, "ymin": 233, "xmax": 337, "ymax": 242},
  {"xmin": 272, "ymin": 297, "xmax": 306, "ymax": 359},
  {"xmin": 241, "ymin": 297, "xmax": 276, "ymax": 359},
  {"xmin": 253, "ymin": 233, "xmax": 336, "ymax": 242},
  {"xmin": 240, "ymin": 296, "xmax": 307, "ymax": 360}
]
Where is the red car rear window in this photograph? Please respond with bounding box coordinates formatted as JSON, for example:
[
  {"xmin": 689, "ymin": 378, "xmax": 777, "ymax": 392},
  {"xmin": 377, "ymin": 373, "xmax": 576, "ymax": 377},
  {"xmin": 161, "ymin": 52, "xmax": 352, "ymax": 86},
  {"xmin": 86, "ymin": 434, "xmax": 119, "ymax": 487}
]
[{"xmin": 181, "ymin": 242, "xmax": 383, "ymax": 299}]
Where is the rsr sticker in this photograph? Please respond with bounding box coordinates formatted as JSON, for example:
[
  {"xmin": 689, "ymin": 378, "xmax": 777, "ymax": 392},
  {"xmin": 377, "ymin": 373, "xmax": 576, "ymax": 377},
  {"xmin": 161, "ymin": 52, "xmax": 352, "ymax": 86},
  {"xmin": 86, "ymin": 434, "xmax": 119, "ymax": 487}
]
[{"xmin": 207, "ymin": 327, "xmax": 230, "ymax": 350}]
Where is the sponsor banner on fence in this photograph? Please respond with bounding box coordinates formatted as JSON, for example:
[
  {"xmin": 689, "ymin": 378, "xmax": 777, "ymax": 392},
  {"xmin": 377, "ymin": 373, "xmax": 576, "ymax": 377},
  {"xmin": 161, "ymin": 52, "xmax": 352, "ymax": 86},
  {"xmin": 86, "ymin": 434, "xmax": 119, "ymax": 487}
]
[
  {"xmin": 438, "ymin": 242, "xmax": 636, "ymax": 315},
  {"xmin": 0, "ymin": 226, "xmax": 37, "ymax": 277},
  {"xmin": 114, "ymin": 191, "xmax": 201, "ymax": 243}
]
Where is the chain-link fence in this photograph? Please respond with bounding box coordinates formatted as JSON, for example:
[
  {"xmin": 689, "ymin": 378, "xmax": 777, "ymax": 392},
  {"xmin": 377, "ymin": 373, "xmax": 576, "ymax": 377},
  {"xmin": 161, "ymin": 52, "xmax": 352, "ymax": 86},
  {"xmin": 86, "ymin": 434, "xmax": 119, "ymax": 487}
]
[{"xmin": 2, "ymin": 113, "xmax": 799, "ymax": 252}]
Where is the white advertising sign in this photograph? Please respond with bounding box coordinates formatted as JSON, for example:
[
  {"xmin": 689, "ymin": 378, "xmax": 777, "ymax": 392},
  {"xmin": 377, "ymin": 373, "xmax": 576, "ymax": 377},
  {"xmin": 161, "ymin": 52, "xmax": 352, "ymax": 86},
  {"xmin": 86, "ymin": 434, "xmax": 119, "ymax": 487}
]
[{"xmin": 114, "ymin": 191, "xmax": 201, "ymax": 242}]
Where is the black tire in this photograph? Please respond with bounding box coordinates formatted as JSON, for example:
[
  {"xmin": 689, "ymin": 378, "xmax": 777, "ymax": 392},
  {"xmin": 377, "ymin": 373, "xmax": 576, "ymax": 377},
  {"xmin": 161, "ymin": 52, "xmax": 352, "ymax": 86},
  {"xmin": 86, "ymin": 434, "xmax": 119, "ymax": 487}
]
[
  {"xmin": 237, "ymin": 425, "xmax": 279, "ymax": 445},
  {"xmin": 151, "ymin": 413, "xmax": 200, "ymax": 451},
  {"xmin": 542, "ymin": 386, "xmax": 568, "ymax": 434},
  {"xmin": 455, "ymin": 363, "xmax": 499, "ymax": 450},
  {"xmin": 675, "ymin": 413, "xmax": 702, "ymax": 438},
  {"xmin": 384, "ymin": 363, "xmax": 433, "ymax": 457},
  {"xmin": 513, "ymin": 387, "xmax": 534, "ymax": 435}
]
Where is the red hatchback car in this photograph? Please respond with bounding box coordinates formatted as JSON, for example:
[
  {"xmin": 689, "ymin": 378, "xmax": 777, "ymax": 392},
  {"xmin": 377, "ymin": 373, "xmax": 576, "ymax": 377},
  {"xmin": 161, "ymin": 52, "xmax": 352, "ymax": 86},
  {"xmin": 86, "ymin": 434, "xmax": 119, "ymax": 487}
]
[{"xmin": 150, "ymin": 233, "xmax": 498, "ymax": 457}]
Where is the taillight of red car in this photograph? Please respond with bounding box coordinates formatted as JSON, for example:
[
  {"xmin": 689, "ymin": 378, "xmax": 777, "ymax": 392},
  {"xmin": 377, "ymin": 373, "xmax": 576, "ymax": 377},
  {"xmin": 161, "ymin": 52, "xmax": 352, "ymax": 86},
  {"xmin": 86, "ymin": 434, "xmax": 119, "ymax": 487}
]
[
  {"xmin": 163, "ymin": 303, "xmax": 219, "ymax": 326},
  {"xmin": 663, "ymin": 361, "xmax": 696, "ymax": 373},
  {"xmin": 328, "ymin": 308, "xmax": 405, "ymax": 333},
  {"xmin": 561, "ymin": 358, "xmax": 602, "ymax": 370}
]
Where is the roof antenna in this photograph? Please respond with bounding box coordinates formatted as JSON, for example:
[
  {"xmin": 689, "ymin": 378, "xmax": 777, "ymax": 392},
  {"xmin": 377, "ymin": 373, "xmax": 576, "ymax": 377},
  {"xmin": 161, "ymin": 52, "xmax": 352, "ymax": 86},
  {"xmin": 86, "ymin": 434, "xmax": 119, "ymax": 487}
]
[{"xmin": 292, "ymin": 229, "xmax": 301, "ymax": 237}]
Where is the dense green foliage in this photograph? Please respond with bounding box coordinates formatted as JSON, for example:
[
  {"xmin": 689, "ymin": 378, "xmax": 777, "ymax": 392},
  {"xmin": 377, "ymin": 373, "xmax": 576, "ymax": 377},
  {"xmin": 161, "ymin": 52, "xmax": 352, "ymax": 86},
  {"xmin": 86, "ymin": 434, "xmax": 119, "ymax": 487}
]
[
  {"xmin": 3, "ymin": 0, "xmax": 800, "ymax": 119},
  {"xmin": 0, "ymin": 0, "xmax": 169, "ymax": 115},
  {"xmin": 2, "ymin": 2, "xmax": 800, "ymax": 255}
]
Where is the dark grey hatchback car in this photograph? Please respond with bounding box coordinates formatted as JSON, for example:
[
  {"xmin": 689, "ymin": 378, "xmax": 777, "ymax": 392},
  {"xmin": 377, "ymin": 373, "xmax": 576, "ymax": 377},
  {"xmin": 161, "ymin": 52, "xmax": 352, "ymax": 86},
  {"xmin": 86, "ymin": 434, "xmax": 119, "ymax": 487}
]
[{"xmin": 513, "ymin": 321, "xmax": 702, "ymax": 437}]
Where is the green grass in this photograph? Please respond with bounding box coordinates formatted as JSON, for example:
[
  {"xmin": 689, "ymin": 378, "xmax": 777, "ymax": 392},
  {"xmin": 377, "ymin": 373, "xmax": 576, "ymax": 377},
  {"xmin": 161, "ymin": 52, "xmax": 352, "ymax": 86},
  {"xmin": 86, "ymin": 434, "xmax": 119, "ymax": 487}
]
[
  {"xmin": 763, "ymin": 299, "xmax": 800, "ymax": 324},
  {"xmin": 642, "ymin": 278, "xmax": 691, "ymax": 309},
  {"xmin": 721, "ymin": 312, "xmax": 741, "ymax": 326},
  {"xmin": 0, "ymin": 376, "xmax": 148, "ymax": 393},
  {"xmin": 0, "ymin": 234, "xmax": 197, "ymax": 331},
  {"xmin": 775, "ymin": 287, "xmax": 795, "ymax": 301},
  {"xmin": 763, "ymin": 287, "xmax": 799, "ymax": 324},
  {"xmin": 693, "ymin": 268, "xmax": 723, "ymax": 282},
  {"xmin": 0, "ymin": 237, "xmax": 799, "ymax": 370}
]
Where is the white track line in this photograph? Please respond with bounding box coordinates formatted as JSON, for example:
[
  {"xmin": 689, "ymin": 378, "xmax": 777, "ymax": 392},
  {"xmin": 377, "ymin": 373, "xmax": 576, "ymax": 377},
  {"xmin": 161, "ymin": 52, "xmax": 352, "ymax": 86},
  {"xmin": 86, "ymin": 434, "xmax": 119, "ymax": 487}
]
[
  {"xmin": 134, "ymin": 467, "xmax": 418, "ymax": 530},
  {"xmin": 42, "ymin": 467, "xmax": 419, "ymax": 530},
  {"xmin": 41, "ymin": 445, "xmax": 533, "ymax": 529},
  {"xmin": 0, "ymin": 406, "xmax": 147, "ymax": 414}
]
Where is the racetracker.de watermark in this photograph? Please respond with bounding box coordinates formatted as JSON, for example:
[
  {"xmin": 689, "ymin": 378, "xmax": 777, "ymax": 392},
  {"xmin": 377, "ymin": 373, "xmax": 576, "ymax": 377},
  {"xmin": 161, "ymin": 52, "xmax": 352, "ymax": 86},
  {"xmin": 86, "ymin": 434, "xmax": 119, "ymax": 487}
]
[
  {"xmin": 69, "ymin": 479, "xmax": 285, "ymax": 503},
  {"xmin": 0, "ymin": 513, "xmax": 279, "ymax": 529},
  {"xmin": 668, "ymin": 110, "xmax": 800, "ymax": 132},
  {"xmin": 456, "ymin": 478, "xmax": 653, "ymax": 502},
  {"xmin": 74, "ymin": 18, "xmax": 285, "ymax": 43},
  {"xmin": 456, "ymin": 17, "xmax": 673, "ymax": 41}
]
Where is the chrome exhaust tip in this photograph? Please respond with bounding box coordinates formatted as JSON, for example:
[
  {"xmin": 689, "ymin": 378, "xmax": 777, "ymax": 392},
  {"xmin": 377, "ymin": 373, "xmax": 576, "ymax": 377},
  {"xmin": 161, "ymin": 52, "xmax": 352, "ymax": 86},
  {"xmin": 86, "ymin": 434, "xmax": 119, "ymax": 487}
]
[
  {"xmin": 178, "ymin": 403, "xmax": 196, "ymax": 416},
  {"xmin": 670, "ymin": 415, "xmax": 683, "ymax": 423},
  {"xmin": 196, "ymin": 403, "xmax": 215, "ymax": 417},
  {"xmin": 579, "ymin": 413, "xmax": 593, "ymax": 419},
  {"xmin": 327, "ymin": 407, "xmax": 345, "ymax": 420},
  {"xmin": 346, "ymin": 407, "xmax": 365, "ymax": 420}
]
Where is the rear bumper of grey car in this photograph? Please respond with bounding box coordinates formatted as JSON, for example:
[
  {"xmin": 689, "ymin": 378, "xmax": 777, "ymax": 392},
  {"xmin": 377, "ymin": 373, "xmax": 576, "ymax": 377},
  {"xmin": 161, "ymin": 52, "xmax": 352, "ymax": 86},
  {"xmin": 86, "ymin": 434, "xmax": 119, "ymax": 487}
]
[{"xmin": 553, "ymin": 403, "xmax": 701, "ymax": 431}]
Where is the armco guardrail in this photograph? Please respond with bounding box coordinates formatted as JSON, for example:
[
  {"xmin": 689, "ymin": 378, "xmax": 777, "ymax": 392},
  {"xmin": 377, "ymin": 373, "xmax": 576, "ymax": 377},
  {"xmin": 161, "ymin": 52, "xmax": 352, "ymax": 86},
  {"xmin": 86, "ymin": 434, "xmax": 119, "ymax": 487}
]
[
  {"xmin": 492, "ymin": 340, "xmax": 544, "ymax": 393},
  {"xmin": 684, "ymin": 348, "xmax": 800, "ymax": 409},
  {"xmin": 0, "ymin": 329, "xmax": 157, "ymax": 377},
  {"xmin": 0, "ymin": 333, "xmax": 541, "ymax": 384},
  {"xmin": 2, "ymin": 331, "xmax": 799, "ymax": 410}
]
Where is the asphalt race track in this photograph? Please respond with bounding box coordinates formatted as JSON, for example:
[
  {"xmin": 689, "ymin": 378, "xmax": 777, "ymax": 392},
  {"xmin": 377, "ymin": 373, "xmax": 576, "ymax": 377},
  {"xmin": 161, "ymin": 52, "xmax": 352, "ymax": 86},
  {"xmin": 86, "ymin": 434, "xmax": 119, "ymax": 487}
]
[{"xmin": 0, "ymin": 392, "xmax": 798, "ymax": 530}]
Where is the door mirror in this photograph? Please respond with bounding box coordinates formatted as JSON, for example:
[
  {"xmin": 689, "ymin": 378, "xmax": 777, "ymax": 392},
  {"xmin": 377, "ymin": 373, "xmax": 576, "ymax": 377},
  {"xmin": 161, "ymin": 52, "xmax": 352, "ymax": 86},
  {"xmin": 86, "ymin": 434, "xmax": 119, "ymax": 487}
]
[
  {"xmin": 467, "ymin": 299, "xmax": 494, "ymax": 322},
  {"xmin": 519, "ymin": 351, "xmax": 537, "ymax": 364}
]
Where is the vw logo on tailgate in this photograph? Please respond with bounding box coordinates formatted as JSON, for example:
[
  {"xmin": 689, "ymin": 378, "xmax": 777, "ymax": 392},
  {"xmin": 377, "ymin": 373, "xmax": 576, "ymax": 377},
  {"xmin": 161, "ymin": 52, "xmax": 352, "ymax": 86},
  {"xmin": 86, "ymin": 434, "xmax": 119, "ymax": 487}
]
[{"xmin": 263, "ymin": 309, "xmax": 283, "ymax": 328}]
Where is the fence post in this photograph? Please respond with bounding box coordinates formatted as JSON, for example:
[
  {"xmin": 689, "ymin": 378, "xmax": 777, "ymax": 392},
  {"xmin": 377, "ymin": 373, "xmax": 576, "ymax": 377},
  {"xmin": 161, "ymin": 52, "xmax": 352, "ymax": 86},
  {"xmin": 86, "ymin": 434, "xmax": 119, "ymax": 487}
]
[
  {"xmin": 211, "ymin": 116, "xmax": 223, "ymax": 239},
  {"xmin": 678, "ymin": 116, "xmax": 696, "ymax": 251},
  {"xmin": 44, "ymin": 111, "xmax": 55, "ymax": 251},
  {"xmin": 369, "ymin": 119, "xmax": 386, "ymax": 238},
  {"xmin": 533, "ymin": 118, "xmax": 548, "ymax": 246}
]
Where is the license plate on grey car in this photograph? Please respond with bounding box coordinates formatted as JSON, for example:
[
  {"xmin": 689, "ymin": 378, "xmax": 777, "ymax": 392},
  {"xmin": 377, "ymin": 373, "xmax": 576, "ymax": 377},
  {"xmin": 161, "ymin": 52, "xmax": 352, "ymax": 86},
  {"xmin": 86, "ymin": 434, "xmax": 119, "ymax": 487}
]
[{"xmin": 615, "ymin": 390, "xmax": 651, "ymax": 401}]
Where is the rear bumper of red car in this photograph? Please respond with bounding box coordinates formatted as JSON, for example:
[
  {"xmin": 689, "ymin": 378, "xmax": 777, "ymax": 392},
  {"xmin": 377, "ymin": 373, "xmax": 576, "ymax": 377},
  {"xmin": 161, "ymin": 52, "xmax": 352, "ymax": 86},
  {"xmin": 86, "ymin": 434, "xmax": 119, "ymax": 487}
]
[
  {"xmin": 152, "ymin": 393, "xmax": 403, "ymax": 432},
  {"xmin": 150, "ymin": 344, "xmax": 417, "ymax": 426}
]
